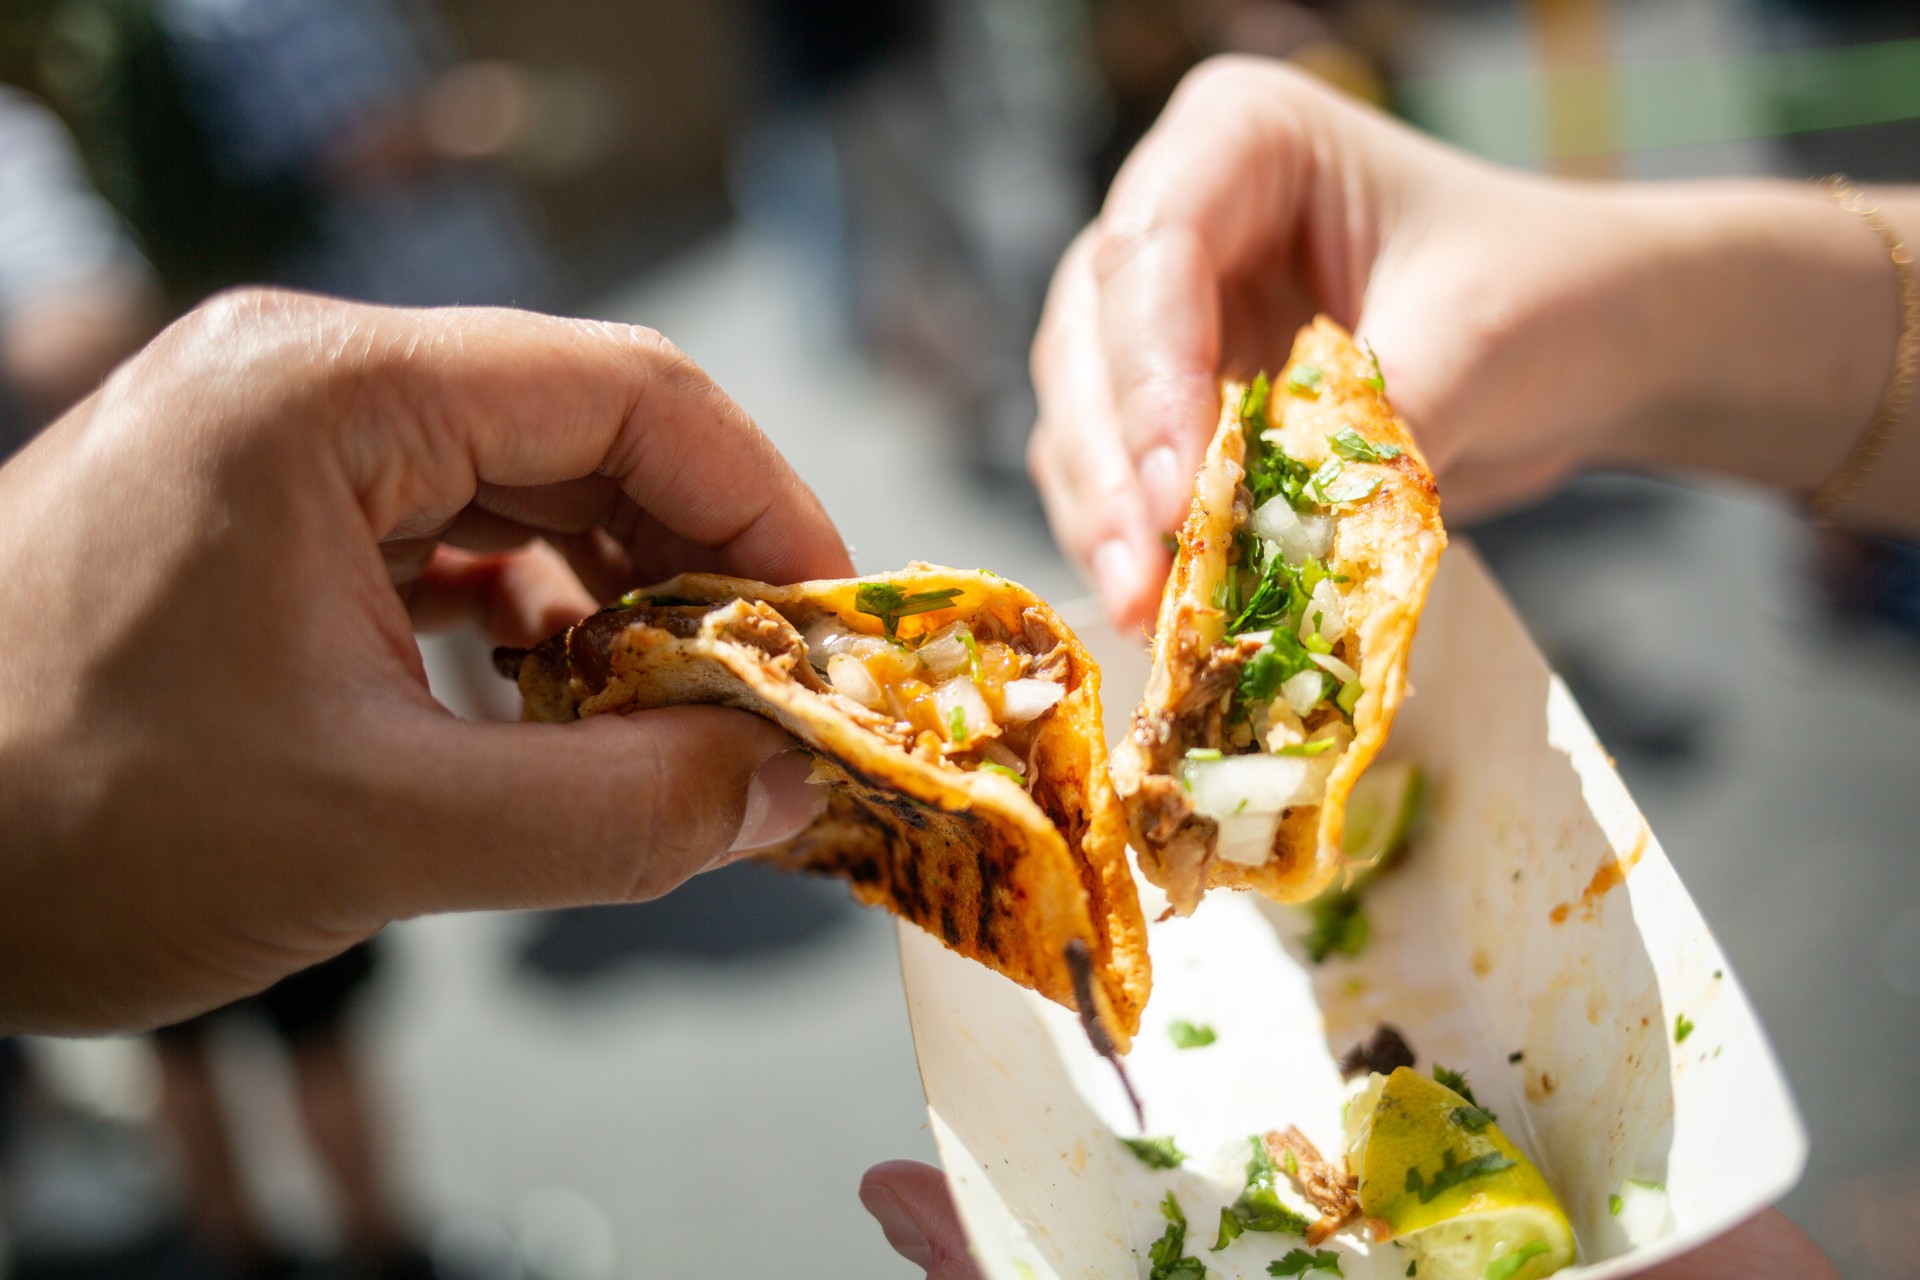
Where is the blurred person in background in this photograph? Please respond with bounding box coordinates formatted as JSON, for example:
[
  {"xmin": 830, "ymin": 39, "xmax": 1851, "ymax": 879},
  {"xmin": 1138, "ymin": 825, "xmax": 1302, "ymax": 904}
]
[
  {"xmin": 16, "ymin": 0, "xmax": 553, "ymax": 313},
  {"xmin": 0, "ymin": 83, "xmax": 158, "ymax": 456}
]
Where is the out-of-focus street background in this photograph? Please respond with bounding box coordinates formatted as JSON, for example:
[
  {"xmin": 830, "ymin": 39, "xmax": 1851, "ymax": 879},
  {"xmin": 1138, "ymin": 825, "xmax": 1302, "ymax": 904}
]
[{"xmin": 1, "ymin": 1, "xmax": 1918, "ymax": 1277}]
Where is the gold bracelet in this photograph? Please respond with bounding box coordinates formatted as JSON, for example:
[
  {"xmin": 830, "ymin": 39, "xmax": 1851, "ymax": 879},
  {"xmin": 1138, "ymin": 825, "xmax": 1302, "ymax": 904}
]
[{"xmin": 1809, "ymin": 174, "xmax": 1920, "ymax": 523}]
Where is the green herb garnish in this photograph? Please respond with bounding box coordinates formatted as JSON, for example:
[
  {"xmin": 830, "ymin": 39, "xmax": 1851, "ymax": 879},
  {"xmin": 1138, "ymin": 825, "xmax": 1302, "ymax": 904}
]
[
  {"xmin": 854, "ymin": 583, "xmax": 963, "ymax": 637},
  {"xmin": 1609, "ymin": 1193, "xmax": 1624, "ymax": 1216},
  {"xmin": 1286, "ymin": 364, "xmax": 1324, "ymax": 397},
  {"xmin": 1329, "ymin": 427, "xmax": 1402, "ymax": 464},
  {"xmin": 1674, "ymin": 1014, "xmax": 1694, "ymax": 1044},
  {"xmin": 979, "ymin": 761, "xmax": 1024, "ymax": 782},
  {"xmin": 1507, "ymin": 1051, "xmax": 1525, "ymax": 1064},
  {"xmin": 1149, "ymin": 1193, "xmax": 1207, "ymax": 1280},
  {"xmin": 1319, "ymin": 470, "xmax": 1384, "ymax": 504},
  {"xmin": 1303, "ymin": 892, "xmax": 1368, "ymax": 963},
  {"xmin": 1213, "ymin": 1137, "xmax": 1311, "ymax": 1250},
  {"xmin": 1269, "ymin": 1248, "xmax": 1343, "ymax": 1277},
  {"xmin": 1276, "ymin": 738, "xmax": 1338, "ymax": 757},
  {"xmin": 1432, "ymin": 1066, "xmax": 1484, "ymax": 1110},
  {"xmin": 960, "ymin": 629, "xmax": 982, "ymax": 680},
  {"xmin": 1403, "ymin": 1149, "xmax": 1516, "ymax": 1204},
  {"xmin": 1450, "ymin": 1105, "xmax": 1495, "ymax": 1133},
  {"xmin": 1121, "ymin": 1135, "xmax": 1189, "ymax": 1169},
  {"xmin": 1486, "ymin": 1242, "xmax": 1551, "ymax": 1280},
  {"xmin": 1336, "ymin": 679, "xmax": 1364, "ymax": 716},
  {"xmin": 1364, "ymin": 344, "xmax": 1386, "ymax": 392},
  {"xmin": 1239, "ymin": 631, "xmax": 1319, "ymax": 707},
  {"xmin": 1162, "ymin": 532, "xmax": 1180, "ymax": 553},
  {"xmin": 1168, "ymin": 1020, "xmax": 1217, "ymax": 1049},
  {"xmin": 1405, "ymin": 1264, "xmax": 1416, "ymax": 1278},
  {"xmin": 1627, "ymin": 1178, "xmax": 1666, "ymax": 1192},
  {"xmin": 1185, "ymin": 748, "xmax": 1224, "ymax": 763},
  {"xmin": 948, "ymin": 704, "xmax": 967, "ymax": 742}
]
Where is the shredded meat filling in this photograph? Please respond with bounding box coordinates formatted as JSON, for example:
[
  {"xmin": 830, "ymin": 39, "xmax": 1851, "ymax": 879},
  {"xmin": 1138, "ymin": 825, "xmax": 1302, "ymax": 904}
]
[{"xmin": 1263, "ymin": 1127, "xmax": 1360, "ymax": 1246}]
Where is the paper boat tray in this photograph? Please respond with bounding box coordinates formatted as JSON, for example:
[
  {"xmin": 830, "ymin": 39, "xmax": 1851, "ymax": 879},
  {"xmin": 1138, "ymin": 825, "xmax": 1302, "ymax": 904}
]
[{"xmin": 898, "ymin": 544, "xmax": 1804, "ymax": 1279}]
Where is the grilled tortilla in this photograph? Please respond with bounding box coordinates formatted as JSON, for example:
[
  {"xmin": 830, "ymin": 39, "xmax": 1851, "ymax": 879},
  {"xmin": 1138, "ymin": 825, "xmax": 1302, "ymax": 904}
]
[
  {"xmin": 1112, "ymin": 317, "xmax": 1445, "ymax": 915},
  {"xmin": 498, "ymin": 565, "xmax": 1150, "ymax": 1046}
]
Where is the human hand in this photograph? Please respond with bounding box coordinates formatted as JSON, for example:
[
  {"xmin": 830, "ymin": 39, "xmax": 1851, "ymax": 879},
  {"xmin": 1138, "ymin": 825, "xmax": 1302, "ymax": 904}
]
[
  {"xmin": 859, "ymin": 1161, "xmax": 1839, "ymax": 1280},
  {"xmin": 0, "ymin": 291, "xmax": 850, "ymax": 1034},
  {"xmin": 1030, "ymin": 57, "xmax": 1901, "ymax": 626}
]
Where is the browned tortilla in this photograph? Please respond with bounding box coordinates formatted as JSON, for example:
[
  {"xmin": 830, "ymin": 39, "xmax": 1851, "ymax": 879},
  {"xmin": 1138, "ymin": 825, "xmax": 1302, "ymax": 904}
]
[
  {"xmin": 1112, "ymin": 317, "xmax": 1445, "ymax": 913},
  {"xmin": 499, "ymin": 564, "xmax": 1150, "ymax": 1046}
]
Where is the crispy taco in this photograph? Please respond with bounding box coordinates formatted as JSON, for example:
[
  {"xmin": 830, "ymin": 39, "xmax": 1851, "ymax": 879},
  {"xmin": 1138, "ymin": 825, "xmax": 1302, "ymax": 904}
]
[
  {"xmin": 1112, "ymin": 317, "xmax": 1445, "ymax": 915},
  {"xmin": 498, "ymin": 566, "xmax": 1151, "ymax": 1047}
]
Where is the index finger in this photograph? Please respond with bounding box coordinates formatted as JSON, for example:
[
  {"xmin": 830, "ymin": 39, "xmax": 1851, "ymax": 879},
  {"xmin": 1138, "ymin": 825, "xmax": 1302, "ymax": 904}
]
[{"xmin": 219, "ymin": 292, "xmax": 854, "ymax": 585}]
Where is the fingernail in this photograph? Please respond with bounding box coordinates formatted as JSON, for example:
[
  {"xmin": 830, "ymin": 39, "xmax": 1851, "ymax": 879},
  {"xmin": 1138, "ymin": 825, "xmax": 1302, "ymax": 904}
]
[
  {"xmin": 1139, "ymin": 444, "xmax": 1188, "ymax": 528},
  {"xmin": 1092, "ymin": 539, "xmax": 1141, "ymax": 622},
  {"xmin": 859, "ymin": 1186, "xmax": 935, "ymax": 1269},
  {"xmin": 725, "ymin": 747, "xmax": 824, "ymax": 857}
]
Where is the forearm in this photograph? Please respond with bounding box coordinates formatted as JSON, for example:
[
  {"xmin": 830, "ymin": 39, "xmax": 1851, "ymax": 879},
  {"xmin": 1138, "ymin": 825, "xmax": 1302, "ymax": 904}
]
[{"xmin": 1602, "ymin": 179, "xmax": 1920, "ymax": 538}]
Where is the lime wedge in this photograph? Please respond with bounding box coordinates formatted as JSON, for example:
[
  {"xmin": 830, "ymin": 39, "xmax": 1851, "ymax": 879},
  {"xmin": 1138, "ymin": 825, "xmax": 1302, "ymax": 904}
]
[
  {"xmin": 1341, "ymin": 761, "xmax": 1424, "ymax": 882},
  {"xmin": 1345, "ymin": 1068, "xmax": 1574, "ymax": 1280}
]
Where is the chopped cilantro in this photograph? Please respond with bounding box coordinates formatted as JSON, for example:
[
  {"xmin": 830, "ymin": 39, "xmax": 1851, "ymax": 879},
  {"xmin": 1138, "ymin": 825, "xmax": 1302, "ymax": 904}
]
[
  {"xmin": 1405, "ymin": 1263, "xmax": 1416, "ymax": 1278},
  {"xmin": 1329, "ymin": 427, "xmax": 1403, "ymax": 464},
  {"xmin": 1431, "ymin": 1066, "xmax": 1485, "ymax": 1110},
  {"xmin": 1240, "ymin": 372, "xmax": 1273, "ymax": 431},
  {"xmin": 1213, "ymin": 1137, "xmax": 1311, "ymax": 1250},
  {"xmin": 1320, "ymin": 471, "xmax": 1385, "ymax": 504},
  {"xmin": 1627, "ymin": 1178, "xmax": 1666, "ymax": 1192},
  {"xmin": 1713, "ymin": 969, "xmax": 1724, "ymax": 980},
  {"xmin": 1364, "ymin": 344, "xmax": 1387, "ymax": 392},
  {"xmin": 1276, "ymin": 738, "xmax": 1338, "ymax": 757},
  {"xmin": 1149, "ymin": 1193, "xmax": 1207, "ymax": 1280},
  {"xmin": 855, "ymin": 583, "xmax": 963, "ymax": 637},
  {"xmin": 1286, "ymin": 364, "xmax": 1324, "ymax": 397},
  {"xmin": 947, "ymin": 704, "xmax": 967, "ymax": 742},
  {"xmin": 979, "ymin": 762, "xmax": 1024, "ymax": 782},
  {"xmin": 1121, "ymin": 1135, "xmax": 1189, "ymax": 1169},
  {"xmin": 1450, "ymin": 1105, "xmax": 1495, "ymax": 1133},
  {"xmin": 1185, "ymin": 748, "xmax": 1224, "ymax": 763},
  {"xmin": 1303, "ymin": 631, "xmax": 1333, "ymax": 655},
  {"xmin": 1281, "ymin": 1149, "xmax": 1298, "ymax": 1177},
  {"xmin": 1304, "ymin": 892, "xmax": 1368, "ymax": 964},
  {"xmin": 1486, "ymin": 1242, "xmax": 1551, "ymax": 1280},
  {"xmin": 1308, "ymin": 458, "xmax": 1346, "ymax": 501},
  {"xmin": 1609, "ymin": 1193, "xmax": 1624, "ymax": 1216},
  {"xmin": 1507, "ymin": 1051, "xmax": 1525, "ymax": 1064},
  {"xmin": 960, "ymin": 629, "xmax": 982, "ymax": 680},
  {"xmin": 1269, "ymin": 1248, "xmax": 1343, "ymax": 1277},
  {"xmin": 1403, "ymin": 1149, "xmax": 1515, "ymax": 1204},
  {"xmin": 1168, "ymin": 1020, "xmax": 1217, "ymax": 1049},
  {"xmin": 1674, "ymin": 1013, "xmax": 1694, "ymax": 1044},
  {"xmin": 1239, "ymin": 630, "xmax": 1319, "ymax": 707}
]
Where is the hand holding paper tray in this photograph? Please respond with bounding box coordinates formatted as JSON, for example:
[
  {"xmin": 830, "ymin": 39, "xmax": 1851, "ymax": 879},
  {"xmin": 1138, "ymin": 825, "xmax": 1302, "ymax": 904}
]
[{"xmin": 899, "ymin": 549, "xmax": 1806, "ymax": 1279}]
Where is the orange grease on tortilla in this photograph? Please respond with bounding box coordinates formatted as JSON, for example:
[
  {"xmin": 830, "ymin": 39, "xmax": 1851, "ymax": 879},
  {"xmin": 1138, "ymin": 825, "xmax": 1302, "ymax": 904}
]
[{"xmin": 1548, "ymin": 827, "xmax": 1649, "ymax": 924}]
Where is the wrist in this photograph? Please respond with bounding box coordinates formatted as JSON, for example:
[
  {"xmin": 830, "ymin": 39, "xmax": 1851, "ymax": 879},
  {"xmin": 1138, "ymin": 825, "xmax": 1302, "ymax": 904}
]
[{"xmin": 1597, "ymin": 180, "xmax": 1897, "ymax": 492}]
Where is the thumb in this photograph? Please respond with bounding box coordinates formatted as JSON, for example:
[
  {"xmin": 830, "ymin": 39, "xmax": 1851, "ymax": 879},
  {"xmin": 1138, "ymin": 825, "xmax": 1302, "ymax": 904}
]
[
  {"xmin": 860, "ymin": 1161, "xmax": 983, "ymax": 1280},
  {"xmin": 362, "ymin": 706, "xmax": 825, "ymax": 918}
]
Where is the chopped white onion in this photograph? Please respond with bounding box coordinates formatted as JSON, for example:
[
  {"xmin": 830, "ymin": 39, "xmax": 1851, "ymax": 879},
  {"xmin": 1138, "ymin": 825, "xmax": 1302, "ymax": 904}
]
[
  {"xmin": 1000, "ymin": 678, "xmax": 1066, "ymax": 724},
  {"xmin": 1179, "ymin": 754, "xmax": 1316, "ymax": 865},
  {"xmin": 981, "ymin": 740, "xmax": 1026, "ymax": 775},
  {"xmin": 1298, "ymin": 579, "xmax": 1346, "ymax": 647},
  {"xmin": 934, "ymin": 676, "xmax": 994, "ymax": 739},
  {"xmin": 1262, "ymin": 700, "xmax": 1306, "ymax": 752},
  {"xmin": 1309, "ymin": 650, "xmax": 1360, "ymax": 685},
  {"xmin": 1249, "ymin": 498, "xmax": 1334, "ymax": 564},
  {"xmin": 917, "ymin": 621, "xmax": 972, "ymax": 681},
  {"xmin": 1213, "ymin": 810, "xmax": 1285, "ymax": 866},
  {"xmin": 1281, "ymin": 669, "xmax": 1328, "ymax": 717},
  {"xmin": 804, "ymin": 616, "xmax": 886, "ymax": 668},
  {"xmin": 826, "ymin": 653, "xmax": 885, "ymax": 710}
]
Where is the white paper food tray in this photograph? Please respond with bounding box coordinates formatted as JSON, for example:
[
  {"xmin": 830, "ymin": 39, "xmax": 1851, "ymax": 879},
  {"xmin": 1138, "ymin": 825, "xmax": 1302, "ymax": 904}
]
[{"xmin": 898, "ymin": 544, "xmax": 1804, "ymax": 1279}]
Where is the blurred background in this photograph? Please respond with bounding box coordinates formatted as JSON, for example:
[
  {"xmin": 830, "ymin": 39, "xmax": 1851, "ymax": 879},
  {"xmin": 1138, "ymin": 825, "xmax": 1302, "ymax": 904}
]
[{"xmin": 2, "ymin": 1, "xmax": 1918, "ymax": 1277}]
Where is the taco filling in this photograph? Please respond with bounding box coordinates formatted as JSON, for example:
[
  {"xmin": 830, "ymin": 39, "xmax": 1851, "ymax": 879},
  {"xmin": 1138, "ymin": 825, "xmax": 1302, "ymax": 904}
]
[
  {"xmin": 500, "ymin": 565, "xmax": 1151, "ymax": 1047},
  {"xmin": 1114, "ymin": 318, "xmax": 1445, "ymax": 914}
]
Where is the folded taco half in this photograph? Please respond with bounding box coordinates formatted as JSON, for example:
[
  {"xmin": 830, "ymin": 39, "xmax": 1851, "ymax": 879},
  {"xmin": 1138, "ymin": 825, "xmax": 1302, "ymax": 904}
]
[
  {"xmin": 498, "ymin": 565, "xmax": 1151, "ymax": 1047},
  {"xmin": 1112, "ymin": 317, "xmax": 1445, "ymax": 916}
]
